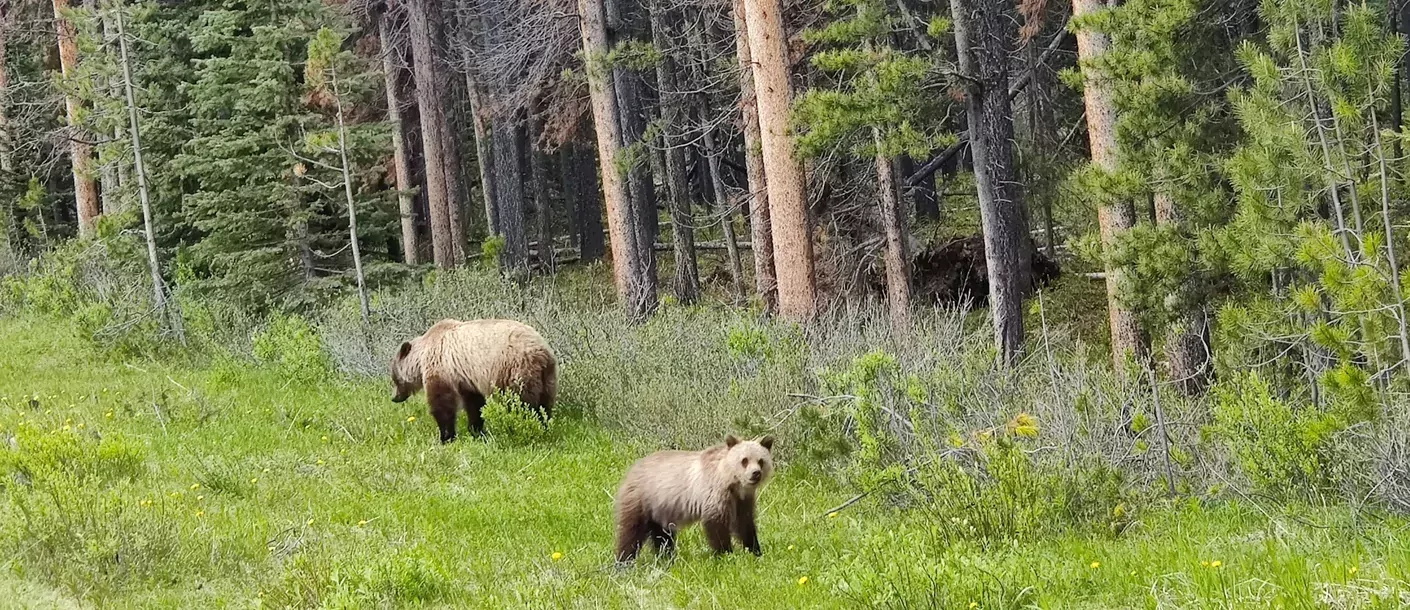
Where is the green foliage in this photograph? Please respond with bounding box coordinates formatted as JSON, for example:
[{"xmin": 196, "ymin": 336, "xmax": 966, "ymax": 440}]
[
  {"xmin": 483, "ymin": 390, "xmax": 551, "ymax": 445},
  {"xmin": 252, "ymin": 314, "xmax": 331, "ymax": 383},
  {"xmin": 1211, "ymin": 373, "xmax": 1353, "ymax": 496}
]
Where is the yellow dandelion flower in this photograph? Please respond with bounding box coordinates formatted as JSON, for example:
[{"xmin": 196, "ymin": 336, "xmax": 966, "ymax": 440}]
[
  {"xmin": 827, "ymin": 512, "xmax": 839, "ymax": 519},
  {"xmin": 1200, "ymin": 561, "xmax": 1209, "ymax": 567},
  {"xmin": 1210, "ymin": 561, "xmax": 1222, "ymax": 569},
  {"xmin": 321, "ymin": 436, "xmax": 329, "ymax": 442},
  {"xmin": 196, "ymin": 495, "xmax": 204, "ymax": 501},
  {"xmin": 306, "ymin": 518, "xmax": 314, "ymax": 526},
  {"xmin": 357, "ymin": 520, "xmax": 368, "ymax": 527},
  {"xmin": 407, "ymin": 416, "xmax": 417, "ymax": 423},
  {"xmin": 170, "ymin": 491, "xmax": 182, "ymax": 498},
  {"xmin": 61, "ymin": 425, "xmax": 71, "ymax": 432},
  {"xmin": 195, "ymin": 511, "xmax": 204, "ymax": 518},
  {"xmin": 788, "ymin": 545, "xmax": 796, "ymax": 551},
  {"xmin": 105, "ymin": 412, "xmax": 113, "ymax": 418},
  {"xmin": 797, "ymin": 576, "xmax": 808, "ymax": 586},
  {"xmin": 190, "ymin": 483, "xmax": 201, "ymax": 491},
  {"xmin": 250, "ymin": 478, "xmax": 258, "ymax": 484},
  {"xmin": 969, "ymin": 603, "xmax": 978, "ymax": 610},
  {"xmin": 263, "ymin": 468, "xmax": 271, "ymax": 473},
  {"xmin": 551, "ymin": 552, "xmax": 564, "ymax": 561},
  {"xmin": 76, "ymin": 423, "xmax": 84, "ymax": 429},
  {"xmin": 1349, "ymin": 566, "xmax": 1359, "ymax": 575},
  {"xmin": 316, "ymin": 459, "xmax": 325, "ymax": 466},
  {"xmin": 1090, "ymin": 561, "xmax": 1101, "ymax": 569}
]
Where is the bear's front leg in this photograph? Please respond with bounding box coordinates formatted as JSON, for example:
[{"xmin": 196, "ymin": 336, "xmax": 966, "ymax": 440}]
[
  {"xmin": 463, "ymin": 391, "xmax": 486, "ymax": 436},
  {"xmin": 703, "ymin": 518, "xmax": 733, "ymax": 555},
  {"xmin": 426, "ymin": 378, "xmax": 459, "ymax": 444},
  {"xmin": 733, "ymin": 497, "xmax": 762, "ymax": 556}
]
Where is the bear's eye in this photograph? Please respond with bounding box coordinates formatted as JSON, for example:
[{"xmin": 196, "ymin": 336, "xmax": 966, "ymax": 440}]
[{"xmin": 741, "ymin": 458, "xmax": 749, "ymax": 467}]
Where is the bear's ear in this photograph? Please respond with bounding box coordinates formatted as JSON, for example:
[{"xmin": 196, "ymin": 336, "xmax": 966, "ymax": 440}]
[
  {"xmin": 397, "ymin": 341, "xmax": 412, "ymax": 359},
  {"xmin": 759, "ymin": 435, "xmax": 775, "ymax": 451},
  {"xmin": 724, "ymin": 435, "xmax": 740, "ymax": 448}
]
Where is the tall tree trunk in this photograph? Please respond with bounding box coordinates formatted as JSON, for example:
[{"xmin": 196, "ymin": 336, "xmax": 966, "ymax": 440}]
[
  {"xmin": 330, "ymin": 66, "xmax": 371, "ymax": 323},
  {"xmin": 454, "ymin": 1, "xmax": 499, "ymax": 235},
  {"xmin": 743, "ymin": 0, "xmax": 816, "ymax": 320},
  {"xmin": 492, "ymin": 116, "xmax": 528, "ymax": 273},
  {"xmin": 0, "ymin": 1, "xmax": 11, "ymax": 176},
  {"xmin": 732, "ymin": 0, "xmax": 776, "ymax": 312},
  {"xmin": 116, "ymin": 7, "xmax": 166, "ymax": 316},
  {"xmin": 1153, "ymin": 192, "xmax": 1211, "ymax": 394},
  {"xmin": 1023, "ymin": 26, "xmax": 1059, "ymax": 258},
  {"xmin": 380, "ymin": 11, "xmax": 420, "ymax": 265},
  {"xmin": 875, "ymin": 135, "xmax": 911, "ymax": 329},
  {"xmin": 407, "ymin": 0, "xmax": 455, "ymax": 268},
  {"xmin": 529, "ymin": 112, "xmax": 555, "ymax": 271},
  {"xmin": 54, "ymin": 0, "xmax": 100, "ymax": 237},
  {"xmin": 570, "ymin": 137, "xmax": 606, "ymax": 261},
  {"xmin": 1072, "ymin": 0, "xmax": 1145, "ymax": 368},
  {"xmin": 953, "ymin": 0, "xmax": 1030, "ymax": 366},
  {"xmin": 579, "ymin": 0, "xmax": 655, "ymax": 318},
  {"xmin": 430, "ymin": 0, "xmax": 466, "ymax": 263},
  {"xmin": 704, "ymin": 125, "xmax": 745, "ymax": 300},
  {"xmin": 649, "ymin": 0, "xmax": 699, "ymax": 303},
  {"xmin": 603, "ymin": 0, "xmax": 659, "ymax": 296},
  {"xmin": 96, "ymin": 2, "xmax": 121, "ymax": 216}
]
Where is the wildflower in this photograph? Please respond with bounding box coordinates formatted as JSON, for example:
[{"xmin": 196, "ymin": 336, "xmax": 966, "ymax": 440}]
[
  {"xmin": 1210, "ymin": 561, "xmax": 1222, "ymax": 569},
  {"xmin": 105, "ymin": 412, "xmax": 113, "ymax": 418},
  {"xmin": 787, "ymin": 545, "xmax": 796, "ymax": 551},
  {"xmin": 552, "ymin": 552, "xmax": 564, "ymax": 561},
  {"xmin": 968, "ymin": 603, "xmax": 978, "ymax": 609},
  {"xmin": 407, "ymin": 416, "xmax": 417, "ymax": 423},
  {"xmin": 1090, "ymin": 561, "xmax": 1100, "ymax": 569},
  {"xmin": 196, "ymin": 495, "xmax": 204, "ymax": 501},
  {"xmin": 170, "ymin": 491, "xmax": 182, "ymax": 498},
  {"xmin": 1349, "ymin": 566, "xmax": 1359, "ymax": 575},
  {"xmin": 306, "ymin": 518, "xmax": 314, "ymax": 526},
  {"xmin": 190, "ymin": 483, "xmax": 201, "ymax": 491},
  {"xmin": 827, "ymin": 512, "xmax": 838, "ymax": 519},
  {"xmin": 316, "ymin": 459, "xmax": 325, "ymax": 466},
  {"xmin": 1200, "ymin": 561, "xmax": 1209, "ymax": 567},
  {"xmin": 76, "ymin": 423, "xmax": 84, "ymax": 429},
  {"xmin": 797, "ymin": 576, "xmax": 808, "ymax": 586},
  {"xmin": 357, "ymin": 520, "xmax": 368, "ymax": 527},
  {"xmin": 196, "ymin": 511, "xmax": 204, "ymax": 518},
  {"xmin": 250, "ymin": 478, "xmax": 258, "ymax": 484},
  {"xmin": 61, "ymin": 425, "xmax": 70, "ymax": 432},
  {"xmin": 263, "ymin": 468, "xmax": 271, "ymax": 473},
  {"xmin": 321, "ymin": 436, "xmax": 329, "ymax": 442}
]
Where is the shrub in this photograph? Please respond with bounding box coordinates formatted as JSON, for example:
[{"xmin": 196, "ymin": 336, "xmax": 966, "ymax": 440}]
[
  {"xmin": 1211, "ymin": 373, "xmax": 1351, "ymax": 496},
  {"xmin": 483, "ymin": 390, "xmax": 550, "ymax": 445},
  {"xmin": 252, "ymin": 314, "xmax": 331, "ymax": 383}
]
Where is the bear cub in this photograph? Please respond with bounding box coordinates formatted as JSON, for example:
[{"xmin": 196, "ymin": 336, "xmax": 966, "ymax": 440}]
[{"xmin": 613, "ymin": 435, "xmax": 775, "ymax": 563}]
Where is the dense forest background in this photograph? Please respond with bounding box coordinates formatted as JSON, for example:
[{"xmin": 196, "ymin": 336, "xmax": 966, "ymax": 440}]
[{"xmin": 3, "ymin": 0, "xmax": 1410, "ymax": 518}]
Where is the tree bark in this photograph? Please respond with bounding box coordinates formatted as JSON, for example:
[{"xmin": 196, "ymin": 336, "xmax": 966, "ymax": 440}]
[
  {"xmin": 875, "ymin": 135, "xmax": 911, "ymax": 329},
  {"xmin": 0, "ymin": 2, "xmax": 11, "ymax": 176},
  {"xmin": 407, "ymin": 0, "xmax": 455, "ymax": 268},
  {"xmin": 529, "ymin": 111, "xmax": 555, "ymax": 271},
  {"xmin": 1154, "ymin": 191, "xmax": 1210, "ymax": 395},
  {"xmin": 379, "ymin": 11, "xmax": 420, "ymax": 265},
  {"xmin": 429, "ymin": 0, "xmax": 466, "ymax": 263},
  {"xmin": 1072, "ymin": 0, "xmax": 1145, "ymax": 369},
  {"xmin": 603, "ymin": 0, "xmax": 659, "ymax": 297},
  {"xmin": 579, "ymin": 0, "xmax": 655, "ymax": 318},
  {"xmin": 492, "ymin": 117, "xmax": 528, "ymax": 273},
  {"xmin": 329, "ymin": 64, "xmax": 371, "ymax": 323},
  {"xmin": 96, "ymin": 2, "xmax": 122, "ymax": 216},
  {"xmin": 649, "ymin": 0, "xmax": 699, "ymax": 303},
  {"xmin": 952, "ymin": 0, "xmax": 1030, "ymax": 366},
  {"xmin": 571, "ymin": 137, "xmax": 606, "ymax": 261},
  {"xmin": 705, "ymin": 124, "xmax": 746, "ymax": 300},
  {"xmin": 743, "ymin": 0, "xmax": 816, "ymax": 320},
  {"xmin": 730, "ymin": 0, "xmax": 776, "ymax": 310},
  {"xmin": 116, "ymin": 7, "xmax": 166, "ymax": 314},
  {"xmin": 53, "ymin": 0, "xmax": 100, "ymax": 237},
  {"xmin": 454, "ymin": 1, "xmax": 499, "ymax": 235}
]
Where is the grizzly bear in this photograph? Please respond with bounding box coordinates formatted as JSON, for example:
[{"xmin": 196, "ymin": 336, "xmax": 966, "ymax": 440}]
[
  {"xmin": 390, "ymin": 318, "xmax": 557, "ymax": 443},
  {"xmin": 613, "ymin": 435, "xmax": 776, "ymax": 563}
]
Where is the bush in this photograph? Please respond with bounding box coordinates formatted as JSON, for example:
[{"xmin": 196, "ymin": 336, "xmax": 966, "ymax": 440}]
[
  {"xmin": 1211, "ymin": 373, "xmax": 1351, "ymax": 496},
  {"xmin": 252, "ymin": 314, "xmax": 332, "ymax": 383},
  {"xmin": 483, "ymin": 390, "xmax": 550, "ymax": 445}
]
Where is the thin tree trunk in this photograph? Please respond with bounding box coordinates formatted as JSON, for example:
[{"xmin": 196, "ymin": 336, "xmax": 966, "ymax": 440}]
[
  {"xmin": 407, "ymin": 0, "xmax": 455, "ymax": 268},
  {"xmin": 1023, "ymin": 26, "xmax": 1058, "ymax": 258},
  {"xmin": 380, "ymin": 11, "xmax": 420, "ymax": 265},
  {"xmin": 732, "ymin": 0, "xmax": 776, "ymax": 312},
  {"xmin": 1072, "ymin": 0, "xmax": 1145, "ymax": 369},
  {"xmin": 115, "ymin": 6, "xmax": 165, "ymax": 314},
  {"xmin": 573, "ymin": 137, "xmax": 606, "ymax": 261},
  {"xmin": 455, "ymin": 2, "xmax": 498, "ymax": 235},
  {"xmin": 743, "ymin": 0, "xmax": 816, "ymax": 320},
  {"xmin": 650, "ymin": 0, "xmax": 699, "ymax": 303},
  {"xmin": 1369, "ymin": 107, "xmax": 1410, "ymax": 369},
  {"xmin": 603, "ymin": 0, "xmax": 659, "ymax": 297},
  {"xmin": 1154, "ymin": 191, "xmax": 1210, "ymax": 394},
  {"xmin": 875, "ymin": 133, "xmax": 910, "ymax": 329},
  {"xmin": 0, "ymin": 1, "xmax": 11, "ymax": 176},
  {"xmin": 96, "ymin": 2, "xmax": 121, "ymax": 216},
  {"xmin": 704, "ymin": 125, "xmax": 745, "ymax": 300},
  {"xmin": 330, "ymin": 67, "xmax": 370, "ymax": 323},
  {"xmin": 529, "ymin": 111, "xmax": 555, "ymax": 271},
  {"xmin": 954, "ymin": 0, "xmax": 1029, "ymax": 366},
  {"xmin": 579, "ymin": 0, "xmax": 655, "ymax": 318},
  {"xmin": 54, "ymin": 0, "xmax": 100, "ymax": 237}
]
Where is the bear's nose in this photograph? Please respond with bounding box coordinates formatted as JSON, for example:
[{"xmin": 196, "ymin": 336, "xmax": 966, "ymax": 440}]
[{"xmin": 749, "ymin": 470, "xmax": 761, "ymax": 483}]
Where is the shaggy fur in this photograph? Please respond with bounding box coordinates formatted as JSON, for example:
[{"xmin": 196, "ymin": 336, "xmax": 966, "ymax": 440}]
[
  {"xmin": 614, "ymin": 435, "xmax": 776, "ymax": 563},
  {"xmin": 390, "ymin": 318, "xmax": 557, "ymax": 443}
]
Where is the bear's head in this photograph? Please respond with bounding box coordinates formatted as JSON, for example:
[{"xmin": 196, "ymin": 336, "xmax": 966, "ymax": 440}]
[
  {"xmin": 389, "ymin": 341, "xmax": 423, "ymax": 402},
  {"xmin": 722, "ymin": 434, "xmax": 776, "ymax": 491}
]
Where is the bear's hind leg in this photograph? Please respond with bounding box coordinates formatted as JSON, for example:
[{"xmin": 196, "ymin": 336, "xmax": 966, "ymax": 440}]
[
  {"xmin": 462, "ymin": 389, "xmax": 486, "ymax": 436},
  {"xmin": 615, "ymin": 515, "xmax": 650, "ymax": 564},
  {"xmin": 426, "ymin": 378, "xmax": 460, "ymax": 444},
  {"xmin": 648, "ymin": 521, "xmax": 676, "ymax": 557}
]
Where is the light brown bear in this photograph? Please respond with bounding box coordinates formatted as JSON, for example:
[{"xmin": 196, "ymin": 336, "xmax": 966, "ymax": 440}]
[
  {"xmin": 390, "ymin": 318, "xmax": 556, "ymax": 443},
  {"xmin": 613, "ymin": 435, "xmax": 775, "ymax": 562}
]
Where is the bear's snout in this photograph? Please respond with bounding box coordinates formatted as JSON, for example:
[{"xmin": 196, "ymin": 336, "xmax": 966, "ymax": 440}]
[
  {"xmin": 748, "ymin": 470, "xmax": 762, "ymax": 483},
  {"xmin": 391, "ymin": 390, "xmax": 409, "ymax": 403}
]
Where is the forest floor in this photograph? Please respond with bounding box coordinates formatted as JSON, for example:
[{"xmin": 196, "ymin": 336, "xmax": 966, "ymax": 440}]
[{"xmin": 1, "ymin": 316, "xmax": 1409, "ymax": 609}]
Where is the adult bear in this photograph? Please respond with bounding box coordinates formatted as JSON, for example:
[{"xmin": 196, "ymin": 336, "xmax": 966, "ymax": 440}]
[{"xmin": 390, "ymin": 319, "xmax": 557, "ymax": 443}]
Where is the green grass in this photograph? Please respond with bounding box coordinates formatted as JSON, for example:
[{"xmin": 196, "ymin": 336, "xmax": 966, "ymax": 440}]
[{"xmin": 1, "ymin": 316, "xmax": 1409, "ymax": 609}]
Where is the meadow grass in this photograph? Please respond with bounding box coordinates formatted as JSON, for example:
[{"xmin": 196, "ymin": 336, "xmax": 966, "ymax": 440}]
[{"xmin": 2, "ymin": 315, "xmax": 1409, "ymax": 609}]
